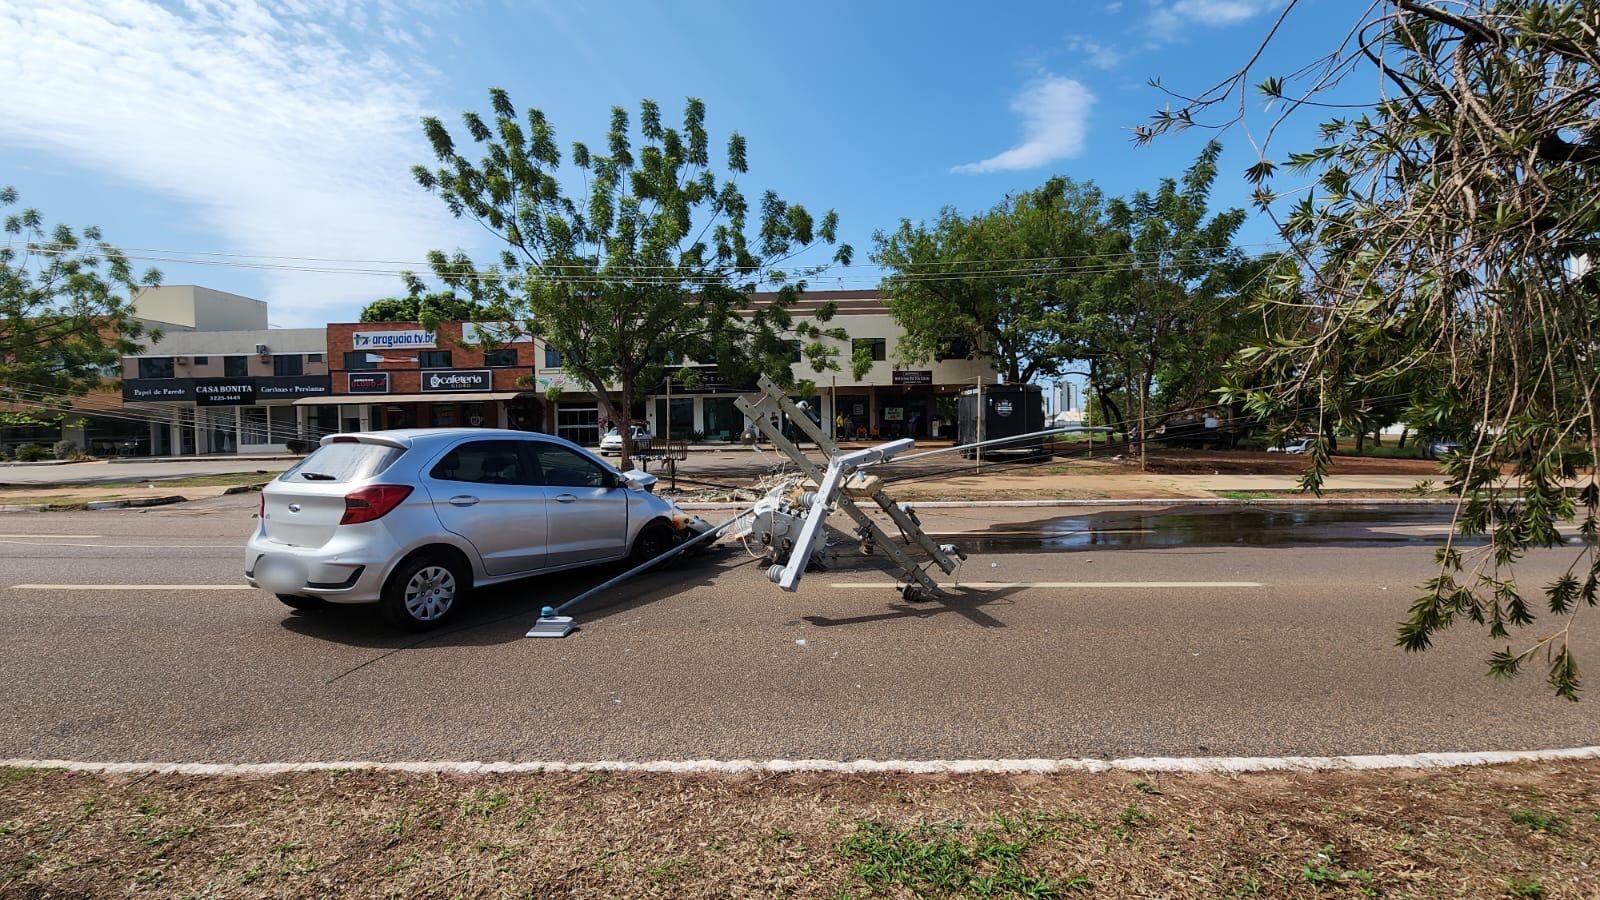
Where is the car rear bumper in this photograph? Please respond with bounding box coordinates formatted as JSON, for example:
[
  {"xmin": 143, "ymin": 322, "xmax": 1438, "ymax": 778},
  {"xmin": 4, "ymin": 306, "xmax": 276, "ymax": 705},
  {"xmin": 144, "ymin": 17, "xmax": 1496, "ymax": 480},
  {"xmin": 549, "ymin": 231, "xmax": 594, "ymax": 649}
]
[{"xmin": 244, "ymin": 536, "xmax": 389, "ymax": 603}]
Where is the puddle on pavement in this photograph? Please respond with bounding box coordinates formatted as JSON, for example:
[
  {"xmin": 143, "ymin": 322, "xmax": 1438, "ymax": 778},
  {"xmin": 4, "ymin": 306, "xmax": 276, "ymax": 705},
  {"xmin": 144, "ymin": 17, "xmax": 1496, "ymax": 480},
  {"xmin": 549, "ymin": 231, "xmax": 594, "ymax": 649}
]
[{"xmin": 956, "ymin": 506, "xmax": 1469, "ymax": 554}]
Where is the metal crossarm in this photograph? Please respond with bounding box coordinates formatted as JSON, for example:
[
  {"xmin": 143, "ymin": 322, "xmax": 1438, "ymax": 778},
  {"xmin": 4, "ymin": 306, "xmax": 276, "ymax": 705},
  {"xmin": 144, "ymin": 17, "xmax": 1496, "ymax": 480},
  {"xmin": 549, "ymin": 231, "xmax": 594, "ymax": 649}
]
[
  {"xmin": 753, "ymin": 375, "xmax": 960, "ymax": 575},
  {"xmin": 733, "ymin": 388, "xmax": 951, "ymax": 596},
  {"xmin": 733, "ymin": 397, "xmax": 938, "ymax": 594}
]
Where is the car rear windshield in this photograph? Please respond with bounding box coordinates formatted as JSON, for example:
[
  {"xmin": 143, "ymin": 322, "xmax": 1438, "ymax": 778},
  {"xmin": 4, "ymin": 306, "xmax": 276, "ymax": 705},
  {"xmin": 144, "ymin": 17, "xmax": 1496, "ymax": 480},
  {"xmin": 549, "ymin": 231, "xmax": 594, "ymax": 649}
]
[{"xmin": 279, "ymin": 442, "xmax": 405, "ymax": 483}]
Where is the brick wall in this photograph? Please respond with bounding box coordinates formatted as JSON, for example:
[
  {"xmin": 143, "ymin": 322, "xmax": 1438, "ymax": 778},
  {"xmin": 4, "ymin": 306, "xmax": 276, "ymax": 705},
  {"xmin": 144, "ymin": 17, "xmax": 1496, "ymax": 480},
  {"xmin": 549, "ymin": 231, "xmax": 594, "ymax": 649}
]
[{"xmin": 326, "ymin": 321, "xmax": 535, "ymax": 395}]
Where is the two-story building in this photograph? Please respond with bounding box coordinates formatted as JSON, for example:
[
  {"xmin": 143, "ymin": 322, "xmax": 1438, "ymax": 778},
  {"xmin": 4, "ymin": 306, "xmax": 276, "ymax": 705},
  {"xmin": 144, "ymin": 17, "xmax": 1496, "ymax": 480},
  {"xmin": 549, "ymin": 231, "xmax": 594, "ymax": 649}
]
[
  {"xmin": 301, "ymin": 320, "xmax": 550, "ymax": 440},
  {"xmin": 641, "ymin": 290, "xmax": 994, "ymax": 441},
  {"xmin": 118, "ymin": 286, "xmax": 332, "ymax": 455}
]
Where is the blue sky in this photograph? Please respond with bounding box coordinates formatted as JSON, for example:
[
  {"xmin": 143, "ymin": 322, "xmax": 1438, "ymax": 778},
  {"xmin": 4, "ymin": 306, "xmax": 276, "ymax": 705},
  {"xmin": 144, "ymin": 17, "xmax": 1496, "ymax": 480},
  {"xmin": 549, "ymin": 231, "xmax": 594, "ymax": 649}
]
[{"xmin": 1, "ymin": 0, "xmax": 1355, "ymax": 327}]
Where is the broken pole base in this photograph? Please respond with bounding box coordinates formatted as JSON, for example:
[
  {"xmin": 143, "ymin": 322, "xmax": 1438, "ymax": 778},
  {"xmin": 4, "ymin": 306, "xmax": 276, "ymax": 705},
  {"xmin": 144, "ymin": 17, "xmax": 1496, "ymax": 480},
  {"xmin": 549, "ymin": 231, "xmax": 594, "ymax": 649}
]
[{"xmin": 526, "ymin": 606, "xmax": 576, "ymax": 639}]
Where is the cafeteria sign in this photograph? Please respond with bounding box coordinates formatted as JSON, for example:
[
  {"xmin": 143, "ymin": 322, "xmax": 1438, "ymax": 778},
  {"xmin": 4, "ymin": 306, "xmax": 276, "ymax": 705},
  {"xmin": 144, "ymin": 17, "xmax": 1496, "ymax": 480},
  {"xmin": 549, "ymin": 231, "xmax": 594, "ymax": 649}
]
[{"xmin": 422, "ymin": 369, "xmax": 492, "ymax": 392}]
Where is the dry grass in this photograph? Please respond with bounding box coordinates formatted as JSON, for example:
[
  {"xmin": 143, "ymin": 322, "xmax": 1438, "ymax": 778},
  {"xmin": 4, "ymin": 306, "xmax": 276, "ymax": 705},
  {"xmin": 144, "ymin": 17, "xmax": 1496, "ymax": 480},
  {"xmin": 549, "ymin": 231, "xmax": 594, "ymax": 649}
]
[{"xmin": 2, "ymin": 762, "xmax": 1597, "ymax": 897}]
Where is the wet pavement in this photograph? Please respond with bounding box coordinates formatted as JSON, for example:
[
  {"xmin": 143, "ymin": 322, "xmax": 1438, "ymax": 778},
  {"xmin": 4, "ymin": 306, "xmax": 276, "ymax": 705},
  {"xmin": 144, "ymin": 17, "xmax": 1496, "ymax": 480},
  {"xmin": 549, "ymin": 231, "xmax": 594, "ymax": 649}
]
[{"xmin": 957, "ymin": 505, "xmax": 1470, "ymax": 553}]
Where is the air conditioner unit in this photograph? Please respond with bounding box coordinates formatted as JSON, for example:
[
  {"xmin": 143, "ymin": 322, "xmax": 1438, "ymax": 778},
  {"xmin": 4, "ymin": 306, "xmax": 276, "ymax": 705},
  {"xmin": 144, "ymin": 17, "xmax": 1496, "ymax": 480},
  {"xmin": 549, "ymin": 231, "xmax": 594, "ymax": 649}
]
[{"xmin": 254, "ymin": 343, "xmax": 270, "ymax": 355}]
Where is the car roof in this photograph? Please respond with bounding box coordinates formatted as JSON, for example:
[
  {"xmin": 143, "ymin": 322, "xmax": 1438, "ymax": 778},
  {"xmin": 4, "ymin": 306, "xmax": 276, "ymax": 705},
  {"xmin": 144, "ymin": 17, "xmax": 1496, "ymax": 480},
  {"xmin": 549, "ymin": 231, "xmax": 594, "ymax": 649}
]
[{"xmin": 322, "ymin": 428, "xmax": 578, "ymax": 450}]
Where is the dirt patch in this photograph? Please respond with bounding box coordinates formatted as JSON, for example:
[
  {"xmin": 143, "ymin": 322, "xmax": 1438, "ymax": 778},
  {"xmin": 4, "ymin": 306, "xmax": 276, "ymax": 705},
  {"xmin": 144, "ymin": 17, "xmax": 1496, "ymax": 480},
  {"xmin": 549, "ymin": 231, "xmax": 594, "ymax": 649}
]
[
  {"xmin": 2, "ymin": 762, "xmax": 1595, "ymax": 897},
  {"xmin": 1137, "ymin": 449, "xmax": 1444, "ymax": 477}
]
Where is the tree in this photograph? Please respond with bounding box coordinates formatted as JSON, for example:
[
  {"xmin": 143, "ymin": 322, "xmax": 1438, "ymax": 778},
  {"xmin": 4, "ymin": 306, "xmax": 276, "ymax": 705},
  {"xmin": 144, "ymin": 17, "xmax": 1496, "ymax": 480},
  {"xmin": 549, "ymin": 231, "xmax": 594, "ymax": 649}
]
[
  {"xmin": 359, "ymin": 273, "xmax": 499, "ymax": 323},
  {"xmin": 1141, "ymin": 1, "xmax": 1600, "ymax": 697},
  {"xmin": 873, "ymin": 176, "xmax": 1111, "ymax": 385},
  {"xmin": 0, "ymin": 187, "xmax": 159, "ymax": 424},
  {"xmin": 1080, "ymin": 142, "xmax": 1252, "ymax": 468},
  {"xmin": 410, "ymin": 92, "xmax": 852, "ymax": 467}
]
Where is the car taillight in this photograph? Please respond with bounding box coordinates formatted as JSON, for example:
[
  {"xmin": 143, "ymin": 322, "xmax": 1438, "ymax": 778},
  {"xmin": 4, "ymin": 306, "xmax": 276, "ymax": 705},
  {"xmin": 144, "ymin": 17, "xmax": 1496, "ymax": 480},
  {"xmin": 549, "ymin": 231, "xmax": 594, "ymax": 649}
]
[
  {"xmin": 258, "ymin": 491, "xmax": 265, "ymax": 519},
  {"xmin": 341, "ymin": 485, "xmax": 413, "ymax": 525}
]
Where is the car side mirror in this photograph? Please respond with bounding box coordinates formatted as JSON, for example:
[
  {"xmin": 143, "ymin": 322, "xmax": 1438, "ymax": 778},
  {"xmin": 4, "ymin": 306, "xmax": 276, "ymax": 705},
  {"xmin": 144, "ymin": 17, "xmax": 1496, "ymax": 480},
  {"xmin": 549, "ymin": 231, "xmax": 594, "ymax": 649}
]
[{"xmin": 602, "ymin": 471, "xmax": 620, "ymax": 490}]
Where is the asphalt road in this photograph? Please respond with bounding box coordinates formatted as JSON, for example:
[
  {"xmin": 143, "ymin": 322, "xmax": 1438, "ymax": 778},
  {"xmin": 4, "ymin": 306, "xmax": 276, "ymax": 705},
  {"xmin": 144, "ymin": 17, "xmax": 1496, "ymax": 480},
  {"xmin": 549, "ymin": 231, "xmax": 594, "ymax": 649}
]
[{"xmin": 0, "ymin": 496, "xmax": 1594, "ymax": 764}]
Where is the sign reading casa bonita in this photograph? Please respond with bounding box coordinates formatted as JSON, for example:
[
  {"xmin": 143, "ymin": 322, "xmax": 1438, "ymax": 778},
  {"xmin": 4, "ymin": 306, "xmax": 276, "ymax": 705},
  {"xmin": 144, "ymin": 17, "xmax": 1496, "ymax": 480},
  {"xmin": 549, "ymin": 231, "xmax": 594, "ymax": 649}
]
[
  {"xmin": 123, "ymin": 376, "xmax": 330, "ymax": 404},
  {"xmin": 422, "ymin": 369, "xmax": 492, "ymax": 393}
]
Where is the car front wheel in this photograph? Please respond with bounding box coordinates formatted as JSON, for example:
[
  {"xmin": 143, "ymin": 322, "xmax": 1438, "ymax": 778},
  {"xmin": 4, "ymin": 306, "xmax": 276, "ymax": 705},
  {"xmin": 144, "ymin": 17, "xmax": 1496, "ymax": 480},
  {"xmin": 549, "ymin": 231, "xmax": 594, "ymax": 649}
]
[
  {"xmin": 381, "ymin": 554, "xmax": 464, "ymax": 631},
  {"xmin": 631, "ymin": 521, "xmax": 676, "ymax": 565}
]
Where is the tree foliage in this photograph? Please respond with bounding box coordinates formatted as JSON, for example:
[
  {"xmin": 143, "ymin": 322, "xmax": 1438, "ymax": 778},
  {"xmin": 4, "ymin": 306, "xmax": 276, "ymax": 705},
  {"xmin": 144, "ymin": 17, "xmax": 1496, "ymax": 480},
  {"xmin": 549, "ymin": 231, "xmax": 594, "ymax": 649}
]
[
  {"xmin": 1141, "ymin": 1, "xmax": 1600, "ymax": 697},
  {"xmin": 873, "ymin": 177, "xmax": 1112, "ymax": 384},
  {"xmin": 1081, "ymin": 141, "xmax": 1254, "ymax": 466},
  {"xmin": 359, "ymin": 273, "xmax": 500, "ymax": 323},
  {"xmin": 0, "ymin": 187, "xmax": 159, "ymax": 424},
  {"xmin": 873, "ymin": 149, "xmax": 1256, "ymax": 466},
  {"xmin": 411, "ymin": 91, "xmax": 852, "ymax": 466}
]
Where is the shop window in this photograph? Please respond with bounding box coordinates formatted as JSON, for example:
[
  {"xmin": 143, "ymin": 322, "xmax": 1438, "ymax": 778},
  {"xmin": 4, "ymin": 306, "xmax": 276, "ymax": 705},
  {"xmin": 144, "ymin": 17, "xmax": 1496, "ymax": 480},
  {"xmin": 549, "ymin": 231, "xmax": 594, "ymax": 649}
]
[
  {"xmin": 484, "ymin": 348, "xmax": 518, "ymax": 367},
  {"xmin": 223, "ymin": 356, "xmax": 248, "ymax": 377},
  {"xmin": 702, "ymin": 397, "xmax": 741, "ymax": 442},
  {"xmin": 654, "ymin": 398, "xmax": 694, "ymax": 440},
  {"xmin": 544, "ymin": 347, "xmax": 563, "ymax": 369},
  {"xmin": 307, "ymin": 353, "xmax": 323, "ymax": 363},
  {"xmin": 556, "ymin": 402, "xmax": 599, "ymax": 445},
  {"xmin": 269, "ymin": 406, "xmax": 298, "ymax": 443},
  {"xmin": 852, "ymin": 338, "xmax": 886, "ymax": 362},
  {"xmin": 273, "ymin": 354, "xmax": 304, "ymax": 376},
  {"xmin": 241, "ymin": 407, "xmax": 269, "ymax": 444},
  {"xmin": 787, "ymin": 340, "xmax": 803, "ymax": 363},
  {"xmin": 137, "ymin": 357, "xmax": 175, "ymax": 379},
  {"xmin": 192, "ymin": 356, "xmax": 209, "ymax": 365},
  {"xmin": 343, "ymin": 351, "xmax": 377, "ymax": 371},
  {"xmin": 937, "ymin": 338, "xmax": 972, "ymax": 361},
  {"xmin": 420, "ymin": 350, "xmax": 453, "ymax": 369}
]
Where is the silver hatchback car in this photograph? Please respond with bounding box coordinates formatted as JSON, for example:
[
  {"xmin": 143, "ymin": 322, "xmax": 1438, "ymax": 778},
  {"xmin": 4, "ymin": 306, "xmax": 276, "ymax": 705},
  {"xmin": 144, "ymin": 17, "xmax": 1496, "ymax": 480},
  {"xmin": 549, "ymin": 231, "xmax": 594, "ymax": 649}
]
[{"xmin": 245, "ymin": 428, "xmax": 693, "ymax": 630}]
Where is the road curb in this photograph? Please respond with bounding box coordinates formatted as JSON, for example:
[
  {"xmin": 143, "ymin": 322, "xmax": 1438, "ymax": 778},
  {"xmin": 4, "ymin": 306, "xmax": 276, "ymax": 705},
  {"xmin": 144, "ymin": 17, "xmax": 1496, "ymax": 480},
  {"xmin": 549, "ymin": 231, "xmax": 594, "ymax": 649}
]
[
  {"xmin": 674, "ymin": 497, "xmax": 1458, "ymax": 510},
  {"xmin": 84, "ymin": 496, "xmax": 188, "ymax": 511},
  {"xmin": 5, "ymin": 746, "xmax": 1596, "ymax": 776}
]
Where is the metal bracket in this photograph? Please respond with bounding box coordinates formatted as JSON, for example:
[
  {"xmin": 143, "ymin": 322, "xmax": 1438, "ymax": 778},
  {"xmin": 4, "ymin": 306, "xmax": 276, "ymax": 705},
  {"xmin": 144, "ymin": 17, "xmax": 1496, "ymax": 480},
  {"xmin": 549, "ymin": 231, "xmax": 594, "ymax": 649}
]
[{"xmin": 734, "ymin": 382, "xmax": 959, "ymax": 595}]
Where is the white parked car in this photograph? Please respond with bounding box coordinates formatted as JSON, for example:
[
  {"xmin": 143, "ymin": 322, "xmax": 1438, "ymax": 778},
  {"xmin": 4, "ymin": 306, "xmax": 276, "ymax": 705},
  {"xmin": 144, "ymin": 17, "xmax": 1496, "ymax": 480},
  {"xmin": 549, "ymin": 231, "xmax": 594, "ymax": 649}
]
[
  {"xmin": 599, "ymin": 425, "xmax": 653, "ymax": 456},
  {"xmin": 246, "ymin": 429, "xmax": 698, "ymax": 630},
  {"xmin": 1267, "ymin": 437, "xmax": 1313, "ymax": 454}
]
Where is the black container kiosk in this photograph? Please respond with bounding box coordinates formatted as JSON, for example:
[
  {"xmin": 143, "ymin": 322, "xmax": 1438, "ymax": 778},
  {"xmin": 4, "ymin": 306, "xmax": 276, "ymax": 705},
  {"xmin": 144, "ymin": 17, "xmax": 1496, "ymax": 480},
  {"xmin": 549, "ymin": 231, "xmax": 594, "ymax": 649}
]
[{"xmin": 957, "ymin": 384, "xmax": 1046, "ymax": 458}]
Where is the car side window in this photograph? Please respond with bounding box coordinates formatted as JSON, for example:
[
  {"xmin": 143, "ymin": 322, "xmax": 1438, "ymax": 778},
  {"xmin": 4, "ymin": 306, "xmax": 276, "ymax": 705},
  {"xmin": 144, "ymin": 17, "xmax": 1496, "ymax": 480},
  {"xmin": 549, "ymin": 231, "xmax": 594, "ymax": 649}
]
[
  {"xmin": 430, "ymin": 440, "xmax": 535, "ymax": 486},
  {"xmin": 531, "ymin": 445, "xmax": 609, "ymax": 489}
]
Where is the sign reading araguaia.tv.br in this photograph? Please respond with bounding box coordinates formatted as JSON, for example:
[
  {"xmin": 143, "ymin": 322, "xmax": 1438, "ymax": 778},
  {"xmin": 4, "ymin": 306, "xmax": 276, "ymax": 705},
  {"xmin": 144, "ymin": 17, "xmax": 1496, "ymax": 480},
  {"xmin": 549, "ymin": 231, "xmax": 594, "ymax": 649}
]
[{"xmin": 352, "ymin": 329, "xmax": 436, "ymax": 350}]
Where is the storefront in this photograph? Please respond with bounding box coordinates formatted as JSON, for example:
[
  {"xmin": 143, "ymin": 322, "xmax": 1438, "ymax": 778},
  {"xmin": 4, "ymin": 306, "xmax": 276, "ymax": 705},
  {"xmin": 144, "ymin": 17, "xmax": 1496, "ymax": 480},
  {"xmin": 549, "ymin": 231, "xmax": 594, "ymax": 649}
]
[
  {"xmin": 118, "ymin": 374, "xmax": 333, "ymax": 454},
  {"xmin": 318, "ymin": 321, "xmax": 547, "ymax": 438}
]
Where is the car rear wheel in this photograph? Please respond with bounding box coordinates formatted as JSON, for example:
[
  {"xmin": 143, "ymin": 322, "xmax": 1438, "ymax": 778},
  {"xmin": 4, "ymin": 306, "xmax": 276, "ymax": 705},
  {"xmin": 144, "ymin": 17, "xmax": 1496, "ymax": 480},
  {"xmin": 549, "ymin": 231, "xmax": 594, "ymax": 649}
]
[
  {"xmin": 276, "ymin": 593, "xmax": 326, "ymax": 611},
  {"xmin": 381, "ymin": 554, "xmax": 464, "ymax": 631}
]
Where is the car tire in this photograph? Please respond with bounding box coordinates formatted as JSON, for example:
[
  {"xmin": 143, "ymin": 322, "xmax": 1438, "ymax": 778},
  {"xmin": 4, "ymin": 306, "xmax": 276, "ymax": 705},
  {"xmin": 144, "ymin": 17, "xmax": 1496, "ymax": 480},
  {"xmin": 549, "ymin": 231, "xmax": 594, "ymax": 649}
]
[
  {"xmin": 631, "ymin": 521, "xmax": 676, "ymax": 565},
  {"xmin": 380, "ymin": 553, "xmax": 465, "ymax": 632},
  {"xmin": 276, "ymin": 593, "xmax": 326, "ymax": 611}
]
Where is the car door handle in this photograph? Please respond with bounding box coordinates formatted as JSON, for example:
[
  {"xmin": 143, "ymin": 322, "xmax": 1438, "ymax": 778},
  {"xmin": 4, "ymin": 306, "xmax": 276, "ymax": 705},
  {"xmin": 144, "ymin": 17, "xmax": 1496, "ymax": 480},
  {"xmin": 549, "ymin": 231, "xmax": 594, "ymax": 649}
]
[
  {"xmin": 555, "ymin": 493, "xmax": 577, "ymax": 504},
  {"xmin": 448, "ymin": 495, "xmax": 479, "ymax": 507}
]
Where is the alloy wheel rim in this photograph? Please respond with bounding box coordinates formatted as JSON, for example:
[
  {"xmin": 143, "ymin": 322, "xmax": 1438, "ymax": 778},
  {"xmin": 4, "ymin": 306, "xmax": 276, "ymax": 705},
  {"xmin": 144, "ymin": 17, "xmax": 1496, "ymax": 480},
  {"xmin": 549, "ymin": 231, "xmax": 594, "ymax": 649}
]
[{"xmin": 404, "ymin": 565, "xmax": 456, "ymax": 621}]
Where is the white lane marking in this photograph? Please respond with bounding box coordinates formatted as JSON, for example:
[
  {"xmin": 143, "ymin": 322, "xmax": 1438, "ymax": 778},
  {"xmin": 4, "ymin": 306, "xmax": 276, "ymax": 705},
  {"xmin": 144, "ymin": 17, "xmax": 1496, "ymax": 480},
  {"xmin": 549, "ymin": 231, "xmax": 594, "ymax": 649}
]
[
  {"xmin": 9, "ymin": 584, "xmax": 258, "ymax": 591},
  {"xmin": 4, "ymin": 746, "xmax": 1596, "ymax": 776},
  {"xmin": 0, "ymin": 539, "xmax": 238, "ymax": 549},
  {"xmin": 0, "ymin": 533, "xmax": 101, "ymax": 539},
  {"xmin": 828, "ymin": 581, "xmax": 1266, "ymax": 589}
]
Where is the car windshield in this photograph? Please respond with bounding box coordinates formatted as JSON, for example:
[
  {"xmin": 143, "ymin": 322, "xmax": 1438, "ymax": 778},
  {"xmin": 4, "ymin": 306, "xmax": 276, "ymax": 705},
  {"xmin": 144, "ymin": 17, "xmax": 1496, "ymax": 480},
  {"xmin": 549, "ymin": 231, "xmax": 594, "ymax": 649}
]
[{"xmin": 280, "ymin": 441, "xmax": 405, "ymax": 483}]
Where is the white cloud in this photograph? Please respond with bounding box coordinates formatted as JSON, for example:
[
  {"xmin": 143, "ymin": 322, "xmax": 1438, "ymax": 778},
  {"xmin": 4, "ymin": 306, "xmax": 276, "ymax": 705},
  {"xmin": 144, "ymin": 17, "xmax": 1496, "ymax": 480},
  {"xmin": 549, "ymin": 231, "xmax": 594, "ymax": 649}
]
[
  {"xmin": 1147, "ymin": 0, "xmax": 1278, "ymax": 41},
  {"xmin": 1066, "ymin": 35, "xmax": 1124, "ymax": 70},
  {"xmin": 952, "ymin": 76, "xmax": 1095, "ymax": 175},
  {"xmin": 0, "ymin": 0, "xmax": 475, "ymax": 325}
]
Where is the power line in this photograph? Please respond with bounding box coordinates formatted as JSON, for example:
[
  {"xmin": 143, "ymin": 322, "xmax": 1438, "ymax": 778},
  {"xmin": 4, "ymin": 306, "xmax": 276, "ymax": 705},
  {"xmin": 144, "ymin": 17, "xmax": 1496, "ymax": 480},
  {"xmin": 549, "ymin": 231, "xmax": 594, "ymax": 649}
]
[{"xmin": 5, "ymin": 238, "xmax": 1291, "ymax": 273}]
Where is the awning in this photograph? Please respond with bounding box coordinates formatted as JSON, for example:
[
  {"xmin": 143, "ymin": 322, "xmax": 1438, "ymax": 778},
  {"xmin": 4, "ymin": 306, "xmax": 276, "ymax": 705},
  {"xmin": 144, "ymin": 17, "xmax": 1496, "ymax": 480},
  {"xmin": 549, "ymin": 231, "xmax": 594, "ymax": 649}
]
[{"xmin": 292, "ymin": 391, "xmax": 532, "ymax": 406}]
